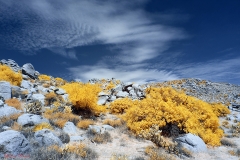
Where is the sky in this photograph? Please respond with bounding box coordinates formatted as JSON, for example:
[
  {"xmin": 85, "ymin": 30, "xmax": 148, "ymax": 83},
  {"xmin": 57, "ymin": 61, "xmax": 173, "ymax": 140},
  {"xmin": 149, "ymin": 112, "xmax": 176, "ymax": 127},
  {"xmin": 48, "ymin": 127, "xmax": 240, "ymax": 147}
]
[{"xmin": 0, "ymin": 0, "xmax": 240, "ymax": 84}]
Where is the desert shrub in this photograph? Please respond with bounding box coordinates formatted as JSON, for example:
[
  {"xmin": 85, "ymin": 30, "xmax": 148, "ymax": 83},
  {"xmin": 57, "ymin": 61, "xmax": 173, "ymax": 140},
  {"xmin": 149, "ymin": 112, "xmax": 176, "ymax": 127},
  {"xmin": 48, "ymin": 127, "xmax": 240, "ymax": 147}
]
[
  {"xmin": 44, "ymin": 108, "xmax": 80, "ymax": 128},
  {"xmin": 55, "ymin": 77, "xmax": 66, "ymax": 86},
  {"xmin": 92, "ymin": 131, "xmax": 112, "ymax": 144},
  {"xmin": 45, "ymin": 92, "xmax": 57, "ymax": 105},
  {"xmin": 110, "ymin": 98, "xmax": 135, "ymax": 114},
  {"xmin": 103, "ymin": 119, "xmax": 124, "ymax": 127},
  {"xmin": 87, "ymin": 129, "xmax": 112, "ymax": 144},
  {"xmin": 38, "ymin": 74, "xmax": 51, "ymax": 81},
  {"xmin": 77, "ymin": 119, "xmax": 95, "ymax": 129},
  {"xmin": 0, "ymin": 64, "xmax": 22, "ymax": 86},
  {"xmin": 61, "ymin": 82, "xmax": 106, "ymax": 116},
  {"xmin": 33, "ymin": 122, "xmax": 53, "ymax": 132},
  {"xmin": 145, "ymin": 146, "xmax": 176, "ymax": 160},
  {"xmin": 64, "ymin": 143, "xmax": 98, "ymax": 159},
  {"xmin": 5, "ymin": 98, "xmax": 22, "ymax": 110},
  {"xmin": 113, "ymin": 87, "xmax": 229, "ymax": 146},
  {"xmin": 10, "ymin": 122, "xmax": 22, "ymax": 131}
]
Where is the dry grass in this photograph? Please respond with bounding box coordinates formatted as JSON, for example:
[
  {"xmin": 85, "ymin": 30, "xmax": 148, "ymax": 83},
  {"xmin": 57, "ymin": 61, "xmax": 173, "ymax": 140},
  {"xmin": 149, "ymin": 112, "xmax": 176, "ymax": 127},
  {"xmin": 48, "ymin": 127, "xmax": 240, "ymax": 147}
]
[
  {"xmin": 11, "ymin": 122, "xmax": 22, "ymax": 131},
  {"xmin": 145, "ymin": 146, "xmax": 176, "ymax": 160},
  {"xmin": 103, "ymin": 119, "xmax": 124, "ymax": 127},
  {"xmin": 110, "ymin": 154, "xmax": 129, "ymax": 160},
  {"xmin": 77, "ymin": 119, "xmax": 95, "ymax": 129},
  {"xmin": 42, "ymin": 83, "xmax": 51, "ymax": 88},
  {"xmin": 45, "ymin": 92, "xmax": 57, "ymax": 105},
  {"xmin": 44, "ymin": 108, "xmax": 80, "ymax": 128},
  {"xmin": 5, "ymin": 98, "xmax": 22, "ymax": 110},
  {"xmin": 92, "ymin": 132, "xmax": 112, "ymax": 144},
  {"xmin": 0, "ymin": 113, "xmax": 22, "ymax": 124}
]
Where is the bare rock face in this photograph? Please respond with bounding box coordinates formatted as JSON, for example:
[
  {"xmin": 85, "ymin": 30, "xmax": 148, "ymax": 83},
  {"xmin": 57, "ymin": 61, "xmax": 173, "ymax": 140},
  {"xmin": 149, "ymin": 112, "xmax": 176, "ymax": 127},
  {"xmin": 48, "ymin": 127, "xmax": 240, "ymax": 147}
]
[
  {"xmin": 22, "ymin": 63, "xmax": 38, "ymax": 80},
  {"xmin": 0, "ymin": 81, "xmax": 11, "ymax": 100},
  {"xmin": 0, "ymin": 130, "xmax": 31, "ymax": 158}
]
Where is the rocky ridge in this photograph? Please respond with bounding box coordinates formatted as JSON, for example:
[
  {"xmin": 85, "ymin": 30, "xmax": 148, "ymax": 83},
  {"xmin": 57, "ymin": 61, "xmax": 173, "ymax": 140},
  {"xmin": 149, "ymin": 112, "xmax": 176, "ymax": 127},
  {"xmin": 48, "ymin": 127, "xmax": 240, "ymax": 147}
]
[{"xmin": 0, "ymin": 59, "xmax": 240, "ymax": 160}]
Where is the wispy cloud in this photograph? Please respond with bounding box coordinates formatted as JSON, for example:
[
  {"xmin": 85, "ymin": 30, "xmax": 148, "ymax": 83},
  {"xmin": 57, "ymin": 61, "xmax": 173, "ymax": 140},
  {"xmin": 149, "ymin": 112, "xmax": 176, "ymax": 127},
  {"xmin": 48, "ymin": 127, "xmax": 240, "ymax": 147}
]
[{"xmin": 175, "ymin": 56, "xmax": 240, "ymax": 83}]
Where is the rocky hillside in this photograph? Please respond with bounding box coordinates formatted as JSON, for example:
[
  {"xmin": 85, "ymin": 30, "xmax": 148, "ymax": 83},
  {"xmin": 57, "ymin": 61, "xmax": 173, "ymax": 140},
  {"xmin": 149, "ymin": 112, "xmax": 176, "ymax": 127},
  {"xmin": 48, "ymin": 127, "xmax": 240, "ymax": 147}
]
[{"xmin": 0, "ymin": 59, "xmax": 240, "ymax": 160}]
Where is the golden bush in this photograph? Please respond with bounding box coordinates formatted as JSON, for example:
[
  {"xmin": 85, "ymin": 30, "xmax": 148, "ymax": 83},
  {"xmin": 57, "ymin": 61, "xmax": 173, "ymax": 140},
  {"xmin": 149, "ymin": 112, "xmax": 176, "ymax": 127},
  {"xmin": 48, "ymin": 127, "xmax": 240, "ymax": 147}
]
[
  {"xmin": 110, "ymin": 98, "xmax": 135, "ymax": 114},
  {"xmin": 0, "ymin": 64, "xmax": 22, "ymax": 86},
  {"xmin": 45, "ymin": 92, "xmax": 57, "ymax": 105},
  {"xmin": 33, "ymin": 122, "xmax": 53, "ymax": 132},
  {"xmin": 113, "ymin": 87, "xmax": 229, "ymax": 146},
  {"xmin": 61, "ymin": 82, "xmax": 106, "ymax": 115},
  {"xmin": 55, "ymin": 77, "xmax": 66, "ymax": 86},
  {"xmin": 5, "ymin": 98, "xmax": 22, "ymax": 110},
  {"xmin": 103, "ymin": 119, "xmax": 124, "ymax": 127},
  {"xmin": 77, "ymin": 119, "xmax": 94, "ymax": 129},
  {"xmin": 38, "ymin": 74, "xmax": 51, "ymax": 81}
]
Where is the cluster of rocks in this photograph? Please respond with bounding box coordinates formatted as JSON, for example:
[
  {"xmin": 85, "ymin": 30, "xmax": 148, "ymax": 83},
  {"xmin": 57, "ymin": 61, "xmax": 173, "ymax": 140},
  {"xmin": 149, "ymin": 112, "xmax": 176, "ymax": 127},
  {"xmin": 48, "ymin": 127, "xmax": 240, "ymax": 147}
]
[
  {"xmin": 150, "ymin": 78, "xmax": 240, "ymax": 105},
  {"xmin": 0, "ymin": 59, "xmax": 232, "ymax": 158},
  {"xmin": 88, "ymin": 78, "xmax": 147, "ymax": 105}
]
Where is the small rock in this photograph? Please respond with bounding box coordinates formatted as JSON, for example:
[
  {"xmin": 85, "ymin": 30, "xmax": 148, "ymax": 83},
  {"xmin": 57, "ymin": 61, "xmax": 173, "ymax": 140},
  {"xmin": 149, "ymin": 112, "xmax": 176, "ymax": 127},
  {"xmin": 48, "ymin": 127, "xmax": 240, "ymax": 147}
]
[
  {"xmin": 70, "ymin": 136, "xmax": 86, "ymax": 142},
  {"xmin": 0, "ymin": 105, "xmax": 21, "ymax": 118}
]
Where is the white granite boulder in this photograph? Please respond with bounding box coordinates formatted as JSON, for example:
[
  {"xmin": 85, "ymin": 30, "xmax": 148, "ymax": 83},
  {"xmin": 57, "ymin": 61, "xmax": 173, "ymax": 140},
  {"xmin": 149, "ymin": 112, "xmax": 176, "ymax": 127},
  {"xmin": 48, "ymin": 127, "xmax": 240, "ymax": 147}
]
[
  {"xmin": 34, "ymin": 129, "xmax": 62, "ymax": 147},
  {"xmin": 17, "ymin": 114, "xmax": 49, "ymax": 127},
  {"xmin": 175, "ymin": 133, "xmax": 207, "ymax": 153},
  {"xmin": 0, "ymin": 130, "xmax": 31, "ymax": 158}
]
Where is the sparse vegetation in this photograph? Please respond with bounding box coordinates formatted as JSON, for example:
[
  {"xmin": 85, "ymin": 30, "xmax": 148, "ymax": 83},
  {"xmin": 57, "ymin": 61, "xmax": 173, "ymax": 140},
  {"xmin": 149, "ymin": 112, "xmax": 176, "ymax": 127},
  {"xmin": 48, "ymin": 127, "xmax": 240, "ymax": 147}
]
[
  {"xmin": 0, "ymin": 64, "xmax": 22, "ymax": 86},
  {"xmin": 145, "ymin": 146, "xmax": 176, "ymax": 160},
  {"xmin": 103, "ymin": 119, "xmax": 124, "ymax": 127},
  {"xmin": 77, "ymin": 119, "xmax": 95, "ymax": 129},
  {"xmin": 5, "ymin": 98, "xmax": 22, "ymax": 110},
  {"xmin": 33, "ymin": 122, "xmax": 53, "ymax": 132}
]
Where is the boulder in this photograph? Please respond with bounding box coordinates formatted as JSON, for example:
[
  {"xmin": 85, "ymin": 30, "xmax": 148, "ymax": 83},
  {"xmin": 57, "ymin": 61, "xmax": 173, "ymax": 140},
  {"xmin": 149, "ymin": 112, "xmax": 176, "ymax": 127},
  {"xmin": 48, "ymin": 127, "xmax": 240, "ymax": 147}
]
[
  {"xmin": 175, "ymin": 133, "xmax": 207, "ymax": 153},
  {"xmin": 0, "ymin": 130, "xmax": 31, "ymax": 158},
  {"xmin": 63, "ymin": 122, "xmax": 77, "ymax": 135},
  {"xmin": 20, "ymin": 80, "xmax": 32, "ymax": 90},
  {"xmin": 0, "ymin": 59, "xmax": 21, "ymax": 72},
  {"xmin": 17, "ymin": 114, "xmax": 49, "ymax": 127},
  {"xmin": 31, "ymin": 94, "xmax": 45, "ymax": 105},
  {"xmin": 22, "ymin": 63, "xmax": 38, "ymax": 79},
  {"xmin": 0, "ymin": 81, "xmax": 11, "ymax": 100},
  {"xmin": 0, "ymin": 100, "xmax": 4, "ymax": 107},
  {"xmin": 108, "ymin": 95, "xmax": 116, "ymax": 102},
  {"xmin": 116, "ymin": 91, "xmax": 129, "ymax": 98},
  {"xmin": 97, "ymin": 96, "xmax": 109, "ymax": 105},
  {"xmin": 0, "ymin": 105, "xmax": 21, "ymax": 118},
  {"xmin": 34, "ymin": 129, "xmax": 62, "ymax": 147}
]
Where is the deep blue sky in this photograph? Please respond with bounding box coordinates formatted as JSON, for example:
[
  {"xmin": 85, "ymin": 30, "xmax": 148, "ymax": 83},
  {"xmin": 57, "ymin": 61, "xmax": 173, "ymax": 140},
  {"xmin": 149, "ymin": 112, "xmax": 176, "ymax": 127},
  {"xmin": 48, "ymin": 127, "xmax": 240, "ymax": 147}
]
[{"xmin": 0, "ymin": 0, "xmax": 239, "ymax": 84}]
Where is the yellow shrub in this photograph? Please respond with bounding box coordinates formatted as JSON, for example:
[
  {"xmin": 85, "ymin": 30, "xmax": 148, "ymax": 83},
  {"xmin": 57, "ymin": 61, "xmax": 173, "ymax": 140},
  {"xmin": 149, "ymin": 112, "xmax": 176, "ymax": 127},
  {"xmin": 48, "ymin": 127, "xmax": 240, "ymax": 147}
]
[
  {"xmin": 5, "ymin": 98, "xmax": 22, "ymax": 110},
  {"xmin": 77, "ymin": 119, "xmax": 94, "ymax": 129},
  {"xmin": 113, "ymin": 87, "xmax": 229, "ymax": 146},
  {"xmin": 33, "ymin": 122, "xmax": 53, "ymax": 132},
  {"xmin": 38, "ymin": 74, "xmax": 51, "ymax": 81},
  {"xmin": 110, "ymin": 98, "xmax": 135, "ymax": 114},
  {"xmin": 55, "ymin": 77, "xmax": 66, "ymax": 86},
  {"xmin": 0, "ymin": 64, "xmax": 22, "ymax": 86},
  {"xmin": 61, "ymin": 82, "xmax": 106, "ymax": 115}
]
